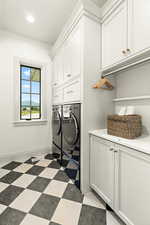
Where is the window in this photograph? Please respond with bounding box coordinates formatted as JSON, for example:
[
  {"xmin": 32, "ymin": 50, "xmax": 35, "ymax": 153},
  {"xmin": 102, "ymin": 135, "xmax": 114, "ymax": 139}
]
[{"xmin": 20, "ymin": 65, "xmax": 41, "ymax": 120}]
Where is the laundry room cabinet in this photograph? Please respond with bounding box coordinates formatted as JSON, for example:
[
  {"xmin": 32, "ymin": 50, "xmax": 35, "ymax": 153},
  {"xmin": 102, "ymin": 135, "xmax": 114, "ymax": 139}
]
[
  {"xmin": 52, "ymin": 1, "xmax": 114, "ymax": 193},
  {"xmin": 63, "ymin": 25, "xmax": 81, "ymax": 81},
  {"xmin": 90, "ymin": 136, "xmax": 115, "ymax": 208},
  {"xmin": 89, "ymin": 133, "xmax": 150, "ymax": 225},
  {"xmin": 102, "ymin": 0, "xmax": 150, "ymax": 69},
  {"xmin": 129, "ymin": 0, "xmax": 150, "ymax": 54},
  {"xmin": 63, "ymin": 78, "xmax": 80, "ymax": 103},
  {"xmin": 52, "ymin": 48, "xmax": 64, "ymax": 87},
  {"xmin": 115, "ymin": 145, "xmax": 150, "ymax": 225},
  {"xmin": 63, "ymin": 38, "xmax": 72, "ymax": 81},
  {"xmin": 53, "ymin": 88, "xmax": 63, "ymax": 105},
  {"xmin": 102, "ymin": 0, "xmax": 128, "ymax": 68},
  {"xmin": 52, "ymin": 25, "xmax": 81, "ymax": 87},
  {"xmin": 52, "ymin": 24, "xmax": 81, "ymax": 104}
]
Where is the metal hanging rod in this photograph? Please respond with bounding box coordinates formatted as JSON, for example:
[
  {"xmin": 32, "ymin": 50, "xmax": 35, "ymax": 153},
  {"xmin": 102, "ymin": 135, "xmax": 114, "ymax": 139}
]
[{"xmin": 102, "ymin": 56, "xmax": 150, "ymax": 78}]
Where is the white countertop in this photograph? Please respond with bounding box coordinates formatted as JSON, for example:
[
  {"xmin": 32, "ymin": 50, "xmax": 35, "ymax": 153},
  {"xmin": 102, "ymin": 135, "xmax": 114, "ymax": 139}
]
[{"xmin": 89, "ymin": 129, "xmax": 150, "ymax": 155}]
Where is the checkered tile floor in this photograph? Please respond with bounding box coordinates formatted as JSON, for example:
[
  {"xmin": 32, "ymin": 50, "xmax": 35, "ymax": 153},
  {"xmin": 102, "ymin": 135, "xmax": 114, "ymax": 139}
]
[{"xmin": 0, "ymin": 154, "xmax": 123, "ymax": 225}]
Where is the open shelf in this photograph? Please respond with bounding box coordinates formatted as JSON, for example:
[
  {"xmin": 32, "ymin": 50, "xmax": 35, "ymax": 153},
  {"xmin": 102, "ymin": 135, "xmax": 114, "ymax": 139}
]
[{"xmin": 113, "ymin": 95, "xmax": 150, "ymax": 102}]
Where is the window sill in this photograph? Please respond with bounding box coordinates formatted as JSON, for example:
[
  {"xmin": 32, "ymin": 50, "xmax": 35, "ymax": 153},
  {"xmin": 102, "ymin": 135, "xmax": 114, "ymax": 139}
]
[{"xmin": 13, "ymin": 120, "xmax": 48, "ymax": 126}]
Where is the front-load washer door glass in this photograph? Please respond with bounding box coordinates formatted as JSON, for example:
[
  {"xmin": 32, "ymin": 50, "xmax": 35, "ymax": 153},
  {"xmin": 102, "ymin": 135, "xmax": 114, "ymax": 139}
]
[
  {"xmin": 52, "ymin": 109, "xmax": 61, "ymax": 136},
  {"xmin": 63, "ymin": 112, "xmax": 79, "ymax": 146}
]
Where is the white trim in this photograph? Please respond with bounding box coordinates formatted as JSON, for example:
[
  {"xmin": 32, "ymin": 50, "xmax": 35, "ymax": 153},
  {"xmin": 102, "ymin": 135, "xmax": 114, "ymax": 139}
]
[
  {"xmin": 51, "ymin": 0, "xmax": 101, "ymax": 57},
  {"xmin": 113, "ymin": 95, "xmax": 150, "ymax": 102},
  {"xmin": 101, "ymin": 48, "xmax": 150, "ymax": 74},
  {"xmin": 101, "ymin": 0, "xmax": 124, "ymax": 20},
  {"xmin": 89, "ymin": 129, "xmax": 150, "ymax": 156},
  {"xmin": 13, "ymin": 56, "xmax": 48, "ymax": 125},
  {"xmin": 53, "ymin": 74, "xmax": 80, "ymax": 89},
  {"xmin": 13, "ymin": 120, "xmax": 48, "ymax": 126},
  {"xmin": 0, "ymin": 146, "xmax": 51, "ymax": 165}
]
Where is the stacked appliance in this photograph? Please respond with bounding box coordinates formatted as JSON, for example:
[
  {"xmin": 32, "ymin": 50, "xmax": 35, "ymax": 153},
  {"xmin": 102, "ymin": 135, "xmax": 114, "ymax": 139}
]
[
  {"xmin": 52, "ymin": 105, "xmax": 62, "ymax": 161},
  {"xmin": 52, "ymin": 103, "xmax": 81, "ymax": 189}
]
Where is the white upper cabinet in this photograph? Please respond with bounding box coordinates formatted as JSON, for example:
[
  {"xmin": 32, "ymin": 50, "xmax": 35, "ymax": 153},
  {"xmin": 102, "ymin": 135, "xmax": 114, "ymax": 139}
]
[
  {"xmin": 63, "ymin": 38, "xmax": 72, "ymax": 81},
  {"xmin": 52, "ymin": 55, "xmax": 58, "ymax": 87},
  {"xmin": 63, "ymin": 26, "xmax": 81, "ymax": 81},
  {"xmin": 52, "ymin": 48, "xmax": 64, "ymax": 87},
  {"xmin": 102, "ymin": 0, "xmax": 150, "ymax": 69},
  {"xmin": 70, "ymin": 26, "xmax": 81, "ymax": 78},
  {"xmin": 129, "ymin": 0, "xmax": 150, "ymax": 54},
  {"xmin": 57, "ymin": 48, "xmax": 64, "ymax": 84},
  {"xmin": 102, "ymin": 0, "xmax": 128, "ymax": 68}
]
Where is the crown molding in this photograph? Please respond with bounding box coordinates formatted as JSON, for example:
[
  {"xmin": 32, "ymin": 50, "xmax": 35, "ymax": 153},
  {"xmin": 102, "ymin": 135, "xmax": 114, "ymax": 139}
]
[
  {"xmin": 51, "ymin": 0, "xmax": 101, "ymax": 57},
  {"xmin": 101, "ymin": 0, "xmax": 123, "ymax": 20}
]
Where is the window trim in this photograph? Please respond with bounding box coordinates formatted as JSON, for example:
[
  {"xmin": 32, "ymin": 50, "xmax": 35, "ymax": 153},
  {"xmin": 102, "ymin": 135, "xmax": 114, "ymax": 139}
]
[
  {"xmin": 20, "ymin": 65, "xmax": 42, "ymax": 121},
  {"xmin": 13, "ymin": 57, "xmax": 48, "ymax": 126}
]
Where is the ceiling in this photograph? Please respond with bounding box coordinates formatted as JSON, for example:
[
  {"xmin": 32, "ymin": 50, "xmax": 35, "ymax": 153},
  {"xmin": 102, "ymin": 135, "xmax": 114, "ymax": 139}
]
[{"xmin": 0, "ymin": 0, "xmax": 106, "ymax": 45}]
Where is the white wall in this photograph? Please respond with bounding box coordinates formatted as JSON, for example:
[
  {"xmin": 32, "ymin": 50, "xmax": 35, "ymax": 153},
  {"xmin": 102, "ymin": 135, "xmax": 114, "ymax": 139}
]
[
  {"xmin": 0, "ymin": 30, "xmax": 52, "ymax": 164},
  {"xmin": 115, "ymin": 61, "xmax": 150, "ymax": 135}
]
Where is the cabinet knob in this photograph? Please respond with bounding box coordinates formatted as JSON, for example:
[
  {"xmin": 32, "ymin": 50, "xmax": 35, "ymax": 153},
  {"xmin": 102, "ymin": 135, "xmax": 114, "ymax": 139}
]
[
  {"xmin": 114, "ymin": 150, "xmax": 118, "ymax": 153},
  {"xmin": 67, "ymin": 74, "xmax": 71, "ymax": 77},
  {"xmin": 109, "ymin": 148, "xmax": 114, "ymax": 151},
  {"xmin": 67, "ymin": 90, "xmax": 73, "ymax": 94},
  {"xmin": 126, "ymin": 48, "xmax": 131, "ymax": 52},
  {"xmin": 122, "ymin": 50, "xmax": 126, "ymax": 55}
]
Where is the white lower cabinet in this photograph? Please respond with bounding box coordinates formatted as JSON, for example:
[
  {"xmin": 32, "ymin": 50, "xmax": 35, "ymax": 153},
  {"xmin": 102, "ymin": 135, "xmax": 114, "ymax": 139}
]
[
  {"xmin": 115, "ymin": 145, "xmax": 150, "ymax": 225},
  {"xmin": 90, "ymin": 136, "xmax": 115, "ymax": 208},
  {"xmin": 90, "ymin": 135, "xmax": 150, "ymax": 225}
]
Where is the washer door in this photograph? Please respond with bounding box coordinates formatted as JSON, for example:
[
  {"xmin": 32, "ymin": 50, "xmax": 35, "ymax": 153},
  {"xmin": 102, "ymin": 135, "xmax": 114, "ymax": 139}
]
[
  {"xmin": 52, "ymin": 109, "xmax": 61, "ymax": 136},
  {"xmin": 63, "ymin": 112, "xmax": 79, "ymax": 146}
]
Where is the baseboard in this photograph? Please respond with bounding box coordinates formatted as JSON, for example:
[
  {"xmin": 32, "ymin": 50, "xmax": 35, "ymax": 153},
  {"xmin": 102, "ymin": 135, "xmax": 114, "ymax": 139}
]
[{"xmin": 0, "ymin": 146, "xmax": 52, "ymax": 167}]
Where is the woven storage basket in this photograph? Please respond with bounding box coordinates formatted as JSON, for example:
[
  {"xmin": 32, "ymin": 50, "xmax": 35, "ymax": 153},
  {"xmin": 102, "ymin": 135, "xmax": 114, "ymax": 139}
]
[{"xmin": 107, "ymin": 114, "xmax": 142, "ymax": 139}]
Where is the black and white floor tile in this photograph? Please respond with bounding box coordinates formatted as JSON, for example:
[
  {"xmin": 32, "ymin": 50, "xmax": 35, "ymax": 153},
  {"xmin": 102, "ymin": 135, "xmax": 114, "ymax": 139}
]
[{"xmin": 0, "ymin": 154, "xmax": 125, "ymax": 225}]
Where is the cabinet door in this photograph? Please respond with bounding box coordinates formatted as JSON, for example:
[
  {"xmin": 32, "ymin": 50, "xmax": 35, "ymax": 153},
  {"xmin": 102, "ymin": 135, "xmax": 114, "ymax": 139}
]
[
  {"xmin": 102, "ymin": 0, "xmax": 128, "ymax": 68},
  {"xmin": 90, "ymin": 136, "xmax": 115, "ymax": 208},
  {"xmin": 63, "ymin": 78, "xmax": 80, "ymax": 103},
  {"xmin": 70, "ymin": 26, "xmax": 81, "ymax": 78},
  {"xmin": 63, "ymin": 39, "xmax": 72, "ymax": 81},
  {"xmin": 129, "ymin": 0, "xmax": 150, "ymax": 54},
  {"xmin": 115, "ymin": 145, "xmax": 150, "ymax": 225},
  {"xmin": 53, "ymin": 56, "xmax": 58, "ymax": 87},
  {"xmin": 57, "ymin": 48, "xmax": 64, "ymax": 84},
  {"xmin": 53, "ymin": 88, "xmax": 63, "ymax": 105}
]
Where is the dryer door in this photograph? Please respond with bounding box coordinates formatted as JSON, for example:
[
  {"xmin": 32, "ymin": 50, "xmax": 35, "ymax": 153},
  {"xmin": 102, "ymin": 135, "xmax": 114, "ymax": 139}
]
[
  {"xmin": 52, "ymin": 108, "xmax": 61, "ymax": 136},
  {"xmin": 63, "ymin": 112, "xmax": 79, "ymax": 146}
]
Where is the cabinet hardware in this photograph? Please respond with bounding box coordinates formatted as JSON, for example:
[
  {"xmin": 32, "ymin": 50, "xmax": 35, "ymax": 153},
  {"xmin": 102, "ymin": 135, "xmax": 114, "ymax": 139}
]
[
  {"xmin": 122, "ymin": 50, "xmax": 126, "ymax": 55},
  {"xmin": 126, "ymin": 48, "xmax": 131, "ymax": 52},
  {"xmin": 67, "ymin": 74, "xmax": 71, "ymax": 77},
  {"xmin": 109, "ymin": 148, "xmax": 114, "ymax": 151},
  {"xmin": 67, "ymin": 90, "xmax": 73, "ymax": 94},
  {"xmin": 114, "ymin": 150, "xmax": 118, "ymax": 153}
]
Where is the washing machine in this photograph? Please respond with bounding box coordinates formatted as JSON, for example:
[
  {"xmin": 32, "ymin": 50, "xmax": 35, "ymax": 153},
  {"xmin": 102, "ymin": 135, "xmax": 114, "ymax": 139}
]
[
  {"xmin": 62, "ymin": 103, "xmax": 81, "ymax": 189},
  {"xmin": 52, "ymin": 105, "xmax": 62, "ymax": 160}
]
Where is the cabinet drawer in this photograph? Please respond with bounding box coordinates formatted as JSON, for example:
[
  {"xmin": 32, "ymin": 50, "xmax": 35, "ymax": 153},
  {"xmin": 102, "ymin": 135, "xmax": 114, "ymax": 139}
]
[
  {"xmin": 64, "ymin": 79, "xmax": 80, "ymax": 103},
  {"xmin": 53, "ymin": 89, "xmax": 63, "ymax": 105}
]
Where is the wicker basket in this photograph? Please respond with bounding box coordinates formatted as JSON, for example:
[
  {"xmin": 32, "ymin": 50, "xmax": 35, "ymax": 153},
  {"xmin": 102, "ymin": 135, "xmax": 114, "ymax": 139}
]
[{"xmin": 107, "ymin": 115, "xmax": 142, "ymax": 139}]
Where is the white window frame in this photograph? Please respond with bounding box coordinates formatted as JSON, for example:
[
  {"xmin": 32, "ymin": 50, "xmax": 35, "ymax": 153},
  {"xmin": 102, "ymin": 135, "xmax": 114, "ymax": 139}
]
[{"xmin": 13, "ymin": 56, "xmax": 48, "ymax": 126}]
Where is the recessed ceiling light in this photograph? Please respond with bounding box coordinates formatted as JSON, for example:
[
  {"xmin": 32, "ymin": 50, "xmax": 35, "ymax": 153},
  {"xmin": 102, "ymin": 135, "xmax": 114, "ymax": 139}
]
[{"xmin": 26, "ymin": 15, "xmax": 35, "ymax": 23}]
